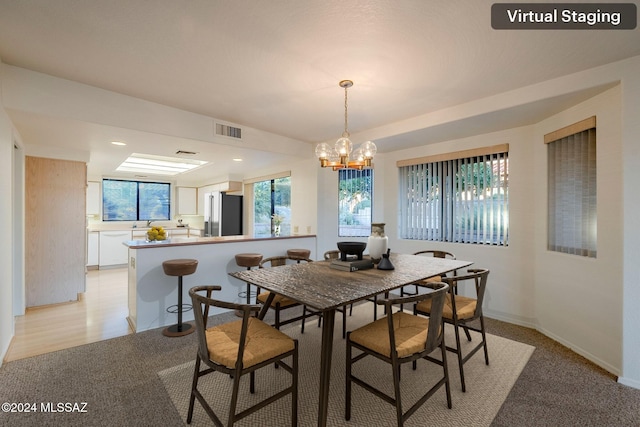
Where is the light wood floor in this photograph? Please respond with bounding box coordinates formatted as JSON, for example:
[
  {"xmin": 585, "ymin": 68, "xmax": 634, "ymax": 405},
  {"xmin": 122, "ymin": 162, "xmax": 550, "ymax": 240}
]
[{"xmin": 4, "ymin": 268, "xmax": 132, "ymax": 362}]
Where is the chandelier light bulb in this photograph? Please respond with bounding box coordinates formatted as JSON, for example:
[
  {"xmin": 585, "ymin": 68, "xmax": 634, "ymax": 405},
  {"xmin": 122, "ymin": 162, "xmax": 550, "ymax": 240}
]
[
  {"xmin": 360, "ymin": 140, "xmax": 377, "ymax": 159},
  {"xmin": 335, "ymin": 137, "xmax": 353, "ymax": 156},
  {"xmin": 315, "ymin": 142, "xmax": 331, "ymax": 160}
]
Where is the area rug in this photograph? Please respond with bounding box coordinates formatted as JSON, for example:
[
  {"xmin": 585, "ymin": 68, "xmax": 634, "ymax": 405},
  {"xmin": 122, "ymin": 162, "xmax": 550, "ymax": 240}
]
[{"xmin": 159, "ymin": 304, "xmax": 535, "ymax": 426}]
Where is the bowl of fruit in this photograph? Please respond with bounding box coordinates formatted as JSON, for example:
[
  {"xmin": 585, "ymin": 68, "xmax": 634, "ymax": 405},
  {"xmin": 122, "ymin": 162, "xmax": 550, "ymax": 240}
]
[{"xmin": 147, "ymin": 226, "xmax": 167, "ymax": 242}]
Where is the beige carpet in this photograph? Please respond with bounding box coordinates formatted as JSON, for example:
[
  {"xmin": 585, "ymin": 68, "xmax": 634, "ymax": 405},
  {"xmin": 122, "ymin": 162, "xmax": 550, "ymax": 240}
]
[{"xmin": 159, "ymin": 304, "xmax": 534, "ymax": 426}]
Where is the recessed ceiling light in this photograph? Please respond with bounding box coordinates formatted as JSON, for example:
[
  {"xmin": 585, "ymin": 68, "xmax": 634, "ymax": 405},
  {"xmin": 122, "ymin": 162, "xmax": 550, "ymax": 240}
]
[
  {"xmin": 116, "ymin": 153, "xmax": 208, "ymax": 175},
  {"xmin": 232, "ymin": 158, "xmax": 243, "ymax": 162},
  {"xmin": 111, "ymin": 141, "xmax": 127, "ymax": 146}
]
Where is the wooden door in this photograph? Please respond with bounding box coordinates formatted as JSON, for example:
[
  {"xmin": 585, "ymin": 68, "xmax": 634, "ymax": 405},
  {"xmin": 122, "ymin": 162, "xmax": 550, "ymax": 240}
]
[{"xmin": 25, "ymin": 156, "xmax": 86, "ymax": 307}]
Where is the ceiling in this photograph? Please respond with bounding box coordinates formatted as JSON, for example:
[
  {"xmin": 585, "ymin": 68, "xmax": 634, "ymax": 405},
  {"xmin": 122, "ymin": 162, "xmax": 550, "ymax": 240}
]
[{"xmin": 1, "ymin": 0, "xmax": 639, "ymax": 183}]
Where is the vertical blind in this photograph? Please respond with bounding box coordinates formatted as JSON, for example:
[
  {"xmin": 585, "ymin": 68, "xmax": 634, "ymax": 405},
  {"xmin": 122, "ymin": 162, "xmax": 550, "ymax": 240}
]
[
  {"xmin": 398, "ymin": 147, "xmax": 509, "ymax": 245},
  {"xmin": 547, "ymin": 125, "xmax": 597, "ymax": 257}
]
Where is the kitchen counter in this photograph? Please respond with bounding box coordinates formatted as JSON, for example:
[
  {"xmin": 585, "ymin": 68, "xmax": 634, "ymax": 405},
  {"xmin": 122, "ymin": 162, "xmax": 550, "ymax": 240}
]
[
  {"xmin": 88, "ymin": 225, "xmax": 201, "ymax": 233},
  {"xmin": 124, "ymin": 234, "xmax": 317, "ymax": 333},
  {"xmin": 123, "ymin": 234, "xmax": 313, "ymax": 249}
]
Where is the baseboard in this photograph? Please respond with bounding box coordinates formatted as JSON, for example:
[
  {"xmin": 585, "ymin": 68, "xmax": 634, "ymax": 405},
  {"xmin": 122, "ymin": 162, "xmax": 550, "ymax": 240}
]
[
  {"xmin": 536, "ymin": 325, "xmax": 620, "ymax": 377},
  {"xmin": 484, "ymin": 308, "xmax": 621, "ymax": 377},
  {"xmin": 484, "ymin": 308, "xmax": 537, "ymax": 329},
  {"xmin": 617, "ymin": 376, "xmax": 640, "ymax": 390},
  {"xmin": 1, "ymin": 333, "xmax": 14, "ymax": 366}
]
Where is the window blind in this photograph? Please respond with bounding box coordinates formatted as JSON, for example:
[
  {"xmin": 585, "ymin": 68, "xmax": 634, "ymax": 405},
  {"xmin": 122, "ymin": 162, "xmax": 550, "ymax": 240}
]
[
  {"xmin": 399, "ymin": 148, "xmax": 509, "ymax": 245},
  {"xmin": 547, "ymin": 123, "xmax": 597, "ymax": 257}
]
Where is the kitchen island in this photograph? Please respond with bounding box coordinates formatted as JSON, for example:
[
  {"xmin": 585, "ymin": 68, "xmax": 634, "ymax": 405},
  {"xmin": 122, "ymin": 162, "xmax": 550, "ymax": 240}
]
[{"xmin": 123, "ymin": 235, "xmax": 316, "ymax": 333}]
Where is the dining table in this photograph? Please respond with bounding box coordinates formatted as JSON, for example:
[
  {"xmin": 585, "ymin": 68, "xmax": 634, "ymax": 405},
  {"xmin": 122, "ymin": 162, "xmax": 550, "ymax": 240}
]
[{"xmin": 230, "ymin": 252, "xmax": 473, "ymax": 427}]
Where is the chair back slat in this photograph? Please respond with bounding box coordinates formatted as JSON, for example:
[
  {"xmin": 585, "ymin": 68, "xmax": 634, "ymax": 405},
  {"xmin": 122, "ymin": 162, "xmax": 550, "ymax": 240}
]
[
  {"xmin": 424, "ymin": 283, "xmax": 447, "ymax": 352},
  {"xmin": 442, "ymin": 268, "xmax": 490, "ymax": 318},
  {"xmin": 377, "ymin": 282, "xmax": 449, "ymax": 355}
]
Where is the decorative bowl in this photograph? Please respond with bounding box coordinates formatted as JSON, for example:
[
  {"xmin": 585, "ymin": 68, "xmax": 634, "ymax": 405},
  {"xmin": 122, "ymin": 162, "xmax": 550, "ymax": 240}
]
[{"xmin": 337, "ymin": 241, "xmax": 367, "ymax": 261}]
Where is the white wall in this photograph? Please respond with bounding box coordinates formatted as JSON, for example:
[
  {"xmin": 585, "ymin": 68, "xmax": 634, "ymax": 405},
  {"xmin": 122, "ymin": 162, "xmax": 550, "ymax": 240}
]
[
  {"xmin": 0, "ymin": 77, "xmax": 15, "ymax": 365},
  {"xmin": 619, "ymin": 57, "xmax": 640, "ymax": 390},
  {"xmin": 382, "ymin": 126, "xmax": 537, "ymax": 327},
  {"xmin": 532, "ymin": 87, "xmax": 622, "ymax": 373},
  {"xmin": 315, "ymin": 57, "xmax": 640, "ymax": 385}
]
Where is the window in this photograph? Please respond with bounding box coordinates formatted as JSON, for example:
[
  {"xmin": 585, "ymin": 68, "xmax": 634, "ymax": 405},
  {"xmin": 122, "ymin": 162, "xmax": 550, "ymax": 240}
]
[
  {"xmin": 398, "ymin": 145, "xmax": 509, "ymax": 245},
  {"xmin": 546, "ymin": 117, "xmax": 597, "ymax": 257},
  {"xmin": 252, "ymin": 176, "xmax": 291, "ymax": 237},
  {"xmin": 339, "ymin": 169, "xmax": 373, "ymax": 237},
  {"xmin": 102, "ymin": 179, "xmax": 170, "ymax": 221}
]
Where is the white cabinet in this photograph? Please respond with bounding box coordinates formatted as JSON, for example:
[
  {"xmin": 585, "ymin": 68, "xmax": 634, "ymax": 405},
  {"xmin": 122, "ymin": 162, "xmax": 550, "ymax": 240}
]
[
  {"xmin": 87, "ymin": 231, "xmax": 99, "ymax": 267},
  {"xmin": 99, "ymin": 231, "xmax": 132, "ymax": 267},
  {"xmin": 87, "ymin": 181, "xmax": 101, "ymax": 215},
  {"xmin": 132, "ymin": 229, "xmax": 149, "ymax": 240},
  {"xmin": 176, "ymin": 187, "xmax": 197, "ymax": 215}
]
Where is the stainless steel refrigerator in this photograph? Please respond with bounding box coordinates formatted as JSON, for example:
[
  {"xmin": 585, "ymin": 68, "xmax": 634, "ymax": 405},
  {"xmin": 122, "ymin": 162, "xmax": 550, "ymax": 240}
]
[{"xmin": 204, "ymin": 192, "xmax": 243, "ymax": 237}]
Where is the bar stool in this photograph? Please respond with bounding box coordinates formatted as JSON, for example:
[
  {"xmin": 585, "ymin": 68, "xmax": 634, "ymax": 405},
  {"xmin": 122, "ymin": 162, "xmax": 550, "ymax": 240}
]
[
  {"xmin": 287, "ymin": 249, "xmax": 311, "ymax": 263},
  {"xmin": 234, "ymin": 253, "xmax": 263, "ymax": 304},
  {"xmin": 162, "ymin": 258, "xmax": 198, "ymax": 337}
]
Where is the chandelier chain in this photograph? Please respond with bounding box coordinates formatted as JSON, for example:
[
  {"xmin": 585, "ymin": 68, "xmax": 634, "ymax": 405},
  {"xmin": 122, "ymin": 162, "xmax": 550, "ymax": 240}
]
[{"xmin": 343, "ymin": 84, "xmax": 349, "ymax": 136}]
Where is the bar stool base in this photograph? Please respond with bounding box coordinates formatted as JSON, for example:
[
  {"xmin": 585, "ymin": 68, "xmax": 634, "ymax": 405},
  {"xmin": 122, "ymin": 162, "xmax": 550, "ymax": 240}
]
[{"xmin": 162, "ymin": 322, "xmax": 194, "ymax": 337}]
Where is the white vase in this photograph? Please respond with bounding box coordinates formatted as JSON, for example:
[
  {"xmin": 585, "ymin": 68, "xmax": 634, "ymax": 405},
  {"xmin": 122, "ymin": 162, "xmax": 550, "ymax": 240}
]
[
  {"xmin": 367, "ymin": 223, "xmax": 388, "ymax": 262},
  {"xmin": 273, "ymin": 225, "xmax": 281, "ymax": 237}
]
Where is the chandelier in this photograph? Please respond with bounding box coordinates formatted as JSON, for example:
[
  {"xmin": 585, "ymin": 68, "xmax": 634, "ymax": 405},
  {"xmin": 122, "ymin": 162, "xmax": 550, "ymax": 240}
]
[{"xmin": 315, "ymin": 80, "xmax": 377, "ymax": 170}]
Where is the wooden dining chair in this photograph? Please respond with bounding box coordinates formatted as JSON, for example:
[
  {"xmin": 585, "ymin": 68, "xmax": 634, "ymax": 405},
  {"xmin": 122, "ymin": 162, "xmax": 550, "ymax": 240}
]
[
  {"xmin": 187, "ymin": 285, "xmax": 298, "ymax": 426},
  {"xmin": 414, "ymin": 268, "xmax": 490, "ymax": 392},
  {"xmin": 256, "ymin": 255, "xmax": 321, "ymax": 332},
  {"xmin": 403, "ymin": 250, "xmax": 457, "ymax": 294},
  {"xmin": 372, "ymin": 250, "xmax": 458, "ymax": 319},
  {"xmin": 345, "ymin": 282, "xmax": 452, "ymax": 426}
]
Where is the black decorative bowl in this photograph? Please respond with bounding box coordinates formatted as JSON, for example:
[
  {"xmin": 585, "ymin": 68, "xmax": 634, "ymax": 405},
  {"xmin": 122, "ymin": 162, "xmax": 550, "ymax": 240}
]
[{"xmin": 337, "ymin": 241, "xmax": 367, "ymax": 261}]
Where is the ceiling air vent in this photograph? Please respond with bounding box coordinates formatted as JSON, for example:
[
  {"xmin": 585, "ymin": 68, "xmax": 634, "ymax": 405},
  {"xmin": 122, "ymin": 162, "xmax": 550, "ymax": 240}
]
[{"xmin": 215, "ymin": 123, "xmax": 242, "ymax": 139}]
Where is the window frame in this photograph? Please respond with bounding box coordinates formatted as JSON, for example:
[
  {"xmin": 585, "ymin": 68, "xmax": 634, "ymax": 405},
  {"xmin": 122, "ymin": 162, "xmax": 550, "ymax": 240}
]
[
  {"xmin": 338, "ymin": 168, "xmax": 374, "ymax": 237},
  {"xmin": 250, "ymin": 175, "xmax": 291, "ymax": 237},
  {"xmin": 102, "ymin": 178, "xmax": 171, "ymax": 222}
]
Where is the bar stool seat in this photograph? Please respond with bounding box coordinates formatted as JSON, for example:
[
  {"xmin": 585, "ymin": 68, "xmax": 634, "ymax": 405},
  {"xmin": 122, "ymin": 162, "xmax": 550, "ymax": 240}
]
[
  {"xmin": 287, "ymin": 249, "xmax": 311, "ymax": 262},
  {"xmin": 235, "ymin": 253, "xmax": 263, "ymax": 268},
  {"xmin": 235, "ymin": 253, "xmax": 263, "ymax": 309},
  {"xmin": 162, "ymin": 258, "xmax": 198, "ymax": 337}
]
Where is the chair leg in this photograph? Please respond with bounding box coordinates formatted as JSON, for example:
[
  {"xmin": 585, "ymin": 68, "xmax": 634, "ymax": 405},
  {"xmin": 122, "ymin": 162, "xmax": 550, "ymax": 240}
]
[
  {"xmin": 275, "ymin": 303, "xmax": 281, "ymax": 330},
  {"xmin": 391, "ymin": 359, "xmax": 403, "ymax": 427},
  {"xmin": 186, "ymin": 355, "xmax": 202, "ymax": 424},
  {"xmin": 480, "ymin": 315, "xmax": 490, "ymax": 365},
  {"xmin": 228, "ymin": 367, "xmax": 242, "ymax": 426},
  {"xmin": 301, "ymin": 306, "xmax": 306, "ymax": 334},
  {"xmin": 440, "ymin": 337, "xmax": 452, "ymax": 409},
  {"xmin": 463, "ymin": 325, "xmax": 472, "ymax": 341},
  {"xmin": 292, "ymin": 343, "xmax": 299, "ymax": 427},
  {"xmin": 250, "ymin": 370, "xmax": 255, "ymax": 394},
  {"xmin": 452, "ymin": 322, "xmax": 466, "ymax": 392}
]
